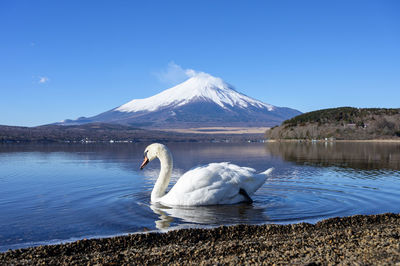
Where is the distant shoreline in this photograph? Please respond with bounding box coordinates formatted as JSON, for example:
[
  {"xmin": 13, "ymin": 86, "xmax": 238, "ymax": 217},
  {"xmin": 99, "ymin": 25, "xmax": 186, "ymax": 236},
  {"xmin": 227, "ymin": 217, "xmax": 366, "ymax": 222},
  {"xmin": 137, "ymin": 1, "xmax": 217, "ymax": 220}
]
[
  {"xmin": 0, "ymin": 124, "xmax": 267, "ymax": 144},
  {"xmin": 154, "ymin": 126, "xmax": 270, "ymax": 135},
  {"xmin": 267, "ymin": 139, "xmax": 400, "ymax": 143},
  {"xmin": 1, "ymin": 213, "xmax": 399, "ymax": 264}
]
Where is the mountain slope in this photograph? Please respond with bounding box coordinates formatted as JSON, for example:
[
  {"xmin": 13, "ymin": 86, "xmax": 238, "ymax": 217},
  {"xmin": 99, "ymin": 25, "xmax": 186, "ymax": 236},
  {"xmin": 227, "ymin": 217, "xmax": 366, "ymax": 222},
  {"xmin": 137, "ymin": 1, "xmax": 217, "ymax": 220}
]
[{"xmin": 59, "ymin": 72, "xmax": 301, "ymax": 128}]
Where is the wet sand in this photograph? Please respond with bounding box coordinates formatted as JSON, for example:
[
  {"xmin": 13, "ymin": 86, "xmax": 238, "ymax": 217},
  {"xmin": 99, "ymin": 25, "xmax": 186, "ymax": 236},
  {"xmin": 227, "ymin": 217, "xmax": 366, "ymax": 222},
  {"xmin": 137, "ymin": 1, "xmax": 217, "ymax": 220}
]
[{"xmin": 1, "ymin": 213, "xmax": 399, "ymax": 265}]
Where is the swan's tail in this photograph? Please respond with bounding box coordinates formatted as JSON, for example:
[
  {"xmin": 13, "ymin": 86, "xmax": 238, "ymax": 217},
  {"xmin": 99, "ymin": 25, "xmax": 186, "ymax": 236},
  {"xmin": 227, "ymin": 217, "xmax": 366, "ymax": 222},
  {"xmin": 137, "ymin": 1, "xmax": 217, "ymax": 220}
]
[{"xmin": 260, "ymin": 167, "xmax": 274, "ymax": 176}]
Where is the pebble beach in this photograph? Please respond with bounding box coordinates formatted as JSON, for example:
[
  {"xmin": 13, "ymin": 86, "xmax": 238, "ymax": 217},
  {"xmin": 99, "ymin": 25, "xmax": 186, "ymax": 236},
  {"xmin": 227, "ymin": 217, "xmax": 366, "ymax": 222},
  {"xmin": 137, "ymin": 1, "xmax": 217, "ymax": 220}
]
[{"xmin": 1, "ymin": 213, "xmax": 399, "ymax": 265}]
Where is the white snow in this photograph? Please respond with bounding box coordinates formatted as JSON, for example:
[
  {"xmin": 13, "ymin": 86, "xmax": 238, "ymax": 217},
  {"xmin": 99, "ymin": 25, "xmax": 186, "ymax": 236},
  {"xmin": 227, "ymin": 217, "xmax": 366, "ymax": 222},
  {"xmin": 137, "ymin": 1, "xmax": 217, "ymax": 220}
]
[{"xmin": 116, "ymin": 72, "xmax": 275, "ymax": 113}]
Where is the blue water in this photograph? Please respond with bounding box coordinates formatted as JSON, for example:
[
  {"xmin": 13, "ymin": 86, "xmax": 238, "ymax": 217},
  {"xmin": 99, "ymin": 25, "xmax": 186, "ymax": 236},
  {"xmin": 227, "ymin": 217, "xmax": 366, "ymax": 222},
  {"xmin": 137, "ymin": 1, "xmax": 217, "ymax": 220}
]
[{"xmin": 1, "ymin": 142, "xmax": 400, "ymax": 251}]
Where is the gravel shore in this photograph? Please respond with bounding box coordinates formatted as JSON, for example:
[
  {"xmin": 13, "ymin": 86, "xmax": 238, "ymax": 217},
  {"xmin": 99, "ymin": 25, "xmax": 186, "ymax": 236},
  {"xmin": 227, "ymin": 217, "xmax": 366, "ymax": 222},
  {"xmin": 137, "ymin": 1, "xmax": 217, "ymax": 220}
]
[{"xmin": 1, "ymin": 213, "xmax": 400, "ymax": 265}]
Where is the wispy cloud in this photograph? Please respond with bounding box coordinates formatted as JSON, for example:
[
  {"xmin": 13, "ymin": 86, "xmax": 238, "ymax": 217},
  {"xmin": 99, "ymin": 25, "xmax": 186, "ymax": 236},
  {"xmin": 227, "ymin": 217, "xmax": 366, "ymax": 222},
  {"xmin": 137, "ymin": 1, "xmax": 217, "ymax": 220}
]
[
  {"xmin": 38, "ymin": 76, "xmax": 49, "ymax": 84},
  {"xmin": 154, "ymin": 62, "xmax": 197, "ymax": 86}
]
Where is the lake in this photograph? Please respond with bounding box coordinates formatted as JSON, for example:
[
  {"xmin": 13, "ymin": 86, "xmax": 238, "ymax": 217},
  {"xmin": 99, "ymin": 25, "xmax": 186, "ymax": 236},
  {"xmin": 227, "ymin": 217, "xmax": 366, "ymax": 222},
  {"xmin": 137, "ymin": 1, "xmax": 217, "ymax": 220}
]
[{"xmin": 1, "ymin": 142, "xmax": 400, "ymax": 251}]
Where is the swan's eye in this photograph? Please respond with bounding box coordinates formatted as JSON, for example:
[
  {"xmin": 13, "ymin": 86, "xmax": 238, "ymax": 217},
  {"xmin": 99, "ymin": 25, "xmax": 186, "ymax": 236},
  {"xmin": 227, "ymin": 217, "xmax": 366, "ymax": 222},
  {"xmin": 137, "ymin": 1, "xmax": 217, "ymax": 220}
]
[{"xmin": 144, "ymin": 150, "xmax": 148, "ymax": 158}]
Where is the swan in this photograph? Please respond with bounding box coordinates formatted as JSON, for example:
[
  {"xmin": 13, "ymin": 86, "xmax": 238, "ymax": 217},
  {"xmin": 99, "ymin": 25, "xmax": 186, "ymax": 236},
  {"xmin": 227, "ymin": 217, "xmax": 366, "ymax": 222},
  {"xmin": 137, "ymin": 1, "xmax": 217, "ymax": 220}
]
[{"xmin": 140, "ymin": 143, "xmax": 273, "ymax": 206}]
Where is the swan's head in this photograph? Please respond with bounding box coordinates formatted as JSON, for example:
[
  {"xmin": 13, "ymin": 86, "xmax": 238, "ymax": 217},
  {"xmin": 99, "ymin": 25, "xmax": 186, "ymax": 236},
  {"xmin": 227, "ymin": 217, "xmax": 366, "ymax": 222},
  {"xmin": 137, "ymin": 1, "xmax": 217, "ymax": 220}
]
[{"xmin": 140, "ymin": 143, "xmax": 167, "ymax": 170}]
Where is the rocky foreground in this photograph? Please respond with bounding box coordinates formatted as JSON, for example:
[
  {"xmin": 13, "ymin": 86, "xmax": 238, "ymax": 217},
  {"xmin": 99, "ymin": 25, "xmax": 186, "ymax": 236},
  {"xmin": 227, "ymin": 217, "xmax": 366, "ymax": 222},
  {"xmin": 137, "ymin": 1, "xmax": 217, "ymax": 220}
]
[{"xmin": 1, "ymin": 213, "xmax": 400, "ymax": 265}]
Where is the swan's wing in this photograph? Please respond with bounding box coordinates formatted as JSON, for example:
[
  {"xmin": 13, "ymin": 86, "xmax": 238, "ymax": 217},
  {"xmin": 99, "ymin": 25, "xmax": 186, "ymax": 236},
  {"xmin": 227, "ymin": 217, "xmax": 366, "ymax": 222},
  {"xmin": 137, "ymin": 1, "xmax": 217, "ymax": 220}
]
[{"xmin": 160, "ymin": 162, "xmax": 269, "ymax": 206}]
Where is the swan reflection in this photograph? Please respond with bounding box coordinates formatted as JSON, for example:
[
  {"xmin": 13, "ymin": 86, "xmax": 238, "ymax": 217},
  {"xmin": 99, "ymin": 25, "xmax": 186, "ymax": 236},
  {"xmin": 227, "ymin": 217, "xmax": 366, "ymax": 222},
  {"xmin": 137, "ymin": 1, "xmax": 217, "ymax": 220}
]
[{"xmin": 150, "ymin": 202, "xmax": 269, "ymax": 230}]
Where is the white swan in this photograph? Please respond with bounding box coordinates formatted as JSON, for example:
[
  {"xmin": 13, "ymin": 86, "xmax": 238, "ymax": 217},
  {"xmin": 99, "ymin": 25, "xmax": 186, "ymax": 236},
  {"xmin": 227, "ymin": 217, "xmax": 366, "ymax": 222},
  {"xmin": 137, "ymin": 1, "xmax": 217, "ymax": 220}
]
[{"xmin": 140, "ymin": 143, "xmax": 273, "ymax": 206}]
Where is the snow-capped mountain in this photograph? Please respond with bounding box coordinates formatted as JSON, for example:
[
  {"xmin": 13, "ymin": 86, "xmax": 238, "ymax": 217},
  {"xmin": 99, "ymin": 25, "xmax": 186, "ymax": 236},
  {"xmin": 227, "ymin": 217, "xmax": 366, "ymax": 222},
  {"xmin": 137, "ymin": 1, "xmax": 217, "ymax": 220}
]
[
  {"xmin": 59, "ymin": 72, "xmax": 301, "ymax": 128},
  {"xmin": 116, "ymin": 72, "xmax": 274, "ymax": 112}
]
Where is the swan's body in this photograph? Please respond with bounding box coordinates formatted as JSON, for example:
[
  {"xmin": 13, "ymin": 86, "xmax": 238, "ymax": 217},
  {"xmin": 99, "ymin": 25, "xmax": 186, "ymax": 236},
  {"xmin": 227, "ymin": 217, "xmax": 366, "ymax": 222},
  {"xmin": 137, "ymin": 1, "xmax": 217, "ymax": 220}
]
[{"xmin": 140, "ymin": 143, "xmax": 273, "ymax": 206}]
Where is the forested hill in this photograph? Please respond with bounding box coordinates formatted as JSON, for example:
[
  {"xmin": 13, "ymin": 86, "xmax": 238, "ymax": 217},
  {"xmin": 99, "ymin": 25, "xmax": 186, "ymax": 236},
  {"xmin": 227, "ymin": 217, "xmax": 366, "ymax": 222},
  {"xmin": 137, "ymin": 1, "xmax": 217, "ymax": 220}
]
[{"xmin": 266, "ymin": 107, "xmax": 400, "ymax": 140}]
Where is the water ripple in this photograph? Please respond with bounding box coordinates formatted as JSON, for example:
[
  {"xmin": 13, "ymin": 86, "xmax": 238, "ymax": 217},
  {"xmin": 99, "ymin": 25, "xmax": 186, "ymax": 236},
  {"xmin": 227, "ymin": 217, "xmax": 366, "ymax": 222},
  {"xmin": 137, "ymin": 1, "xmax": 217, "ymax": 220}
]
[{"xmin": 1, "ymin": 142, "xmax": 400, "ymax": 251}]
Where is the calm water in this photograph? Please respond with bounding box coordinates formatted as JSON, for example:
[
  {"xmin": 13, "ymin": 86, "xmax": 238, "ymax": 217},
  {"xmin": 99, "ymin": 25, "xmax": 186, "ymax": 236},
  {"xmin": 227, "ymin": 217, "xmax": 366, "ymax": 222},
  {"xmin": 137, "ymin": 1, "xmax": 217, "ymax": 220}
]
[{"xmin": 1, "ymin": 142, "xmax": 400, "ymax": 251}]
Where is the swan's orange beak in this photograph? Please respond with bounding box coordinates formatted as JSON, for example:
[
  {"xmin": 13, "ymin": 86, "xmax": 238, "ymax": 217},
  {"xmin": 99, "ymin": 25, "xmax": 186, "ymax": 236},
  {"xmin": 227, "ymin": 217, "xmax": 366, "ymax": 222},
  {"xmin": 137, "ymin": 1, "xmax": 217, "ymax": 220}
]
[{"xmin": 140, "ymin": 156, "xmax": 149, "ymax": 170}]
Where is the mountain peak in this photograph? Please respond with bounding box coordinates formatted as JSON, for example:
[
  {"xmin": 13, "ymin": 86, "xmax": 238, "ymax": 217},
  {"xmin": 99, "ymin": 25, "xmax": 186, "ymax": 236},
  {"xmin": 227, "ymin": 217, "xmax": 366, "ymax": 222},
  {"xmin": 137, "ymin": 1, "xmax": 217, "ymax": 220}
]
[
  {"xmin": 115, "ymin": 72, "xmax": 274, "ymax": 113},
  {"xmin": 186, "ymin": 72, "xmax": 227, "ymax": 89}
]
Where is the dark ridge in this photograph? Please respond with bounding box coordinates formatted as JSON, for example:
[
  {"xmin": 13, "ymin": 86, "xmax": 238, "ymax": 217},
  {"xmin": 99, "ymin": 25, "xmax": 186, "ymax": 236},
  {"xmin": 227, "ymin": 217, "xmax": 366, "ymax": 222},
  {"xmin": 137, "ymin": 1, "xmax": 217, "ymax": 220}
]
[{"xmin": 283, "ymin": 107, "xmax": 400, "ymax": 127}]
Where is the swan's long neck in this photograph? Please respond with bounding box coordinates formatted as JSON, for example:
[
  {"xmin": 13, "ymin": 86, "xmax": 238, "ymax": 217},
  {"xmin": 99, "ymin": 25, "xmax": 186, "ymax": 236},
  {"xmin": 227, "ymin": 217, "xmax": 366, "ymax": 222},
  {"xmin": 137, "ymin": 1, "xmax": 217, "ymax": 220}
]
[{"xmin": 151, "ymin": 147, "xmax": 173, "ymax": 203}]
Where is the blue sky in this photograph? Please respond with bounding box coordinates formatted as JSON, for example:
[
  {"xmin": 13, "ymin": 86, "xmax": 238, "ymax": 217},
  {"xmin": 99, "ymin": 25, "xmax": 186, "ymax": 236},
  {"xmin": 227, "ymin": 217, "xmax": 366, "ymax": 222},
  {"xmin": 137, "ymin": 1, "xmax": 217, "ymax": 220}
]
[{"xmin": 1, "ymin": 0, "xmax": 399, "ymax": 126}]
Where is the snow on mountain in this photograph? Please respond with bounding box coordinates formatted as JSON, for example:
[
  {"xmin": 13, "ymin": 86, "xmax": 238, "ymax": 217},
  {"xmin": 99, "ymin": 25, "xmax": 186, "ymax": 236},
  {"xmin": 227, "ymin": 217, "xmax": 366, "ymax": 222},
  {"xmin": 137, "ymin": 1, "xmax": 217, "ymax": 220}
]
[
  {"xmin": 58, "ymin": 72, "xmax": 301, "ymax": 128},
  {"xmin": 115, "ymin": 72, "xmax": 274, "ymax": 113}
]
